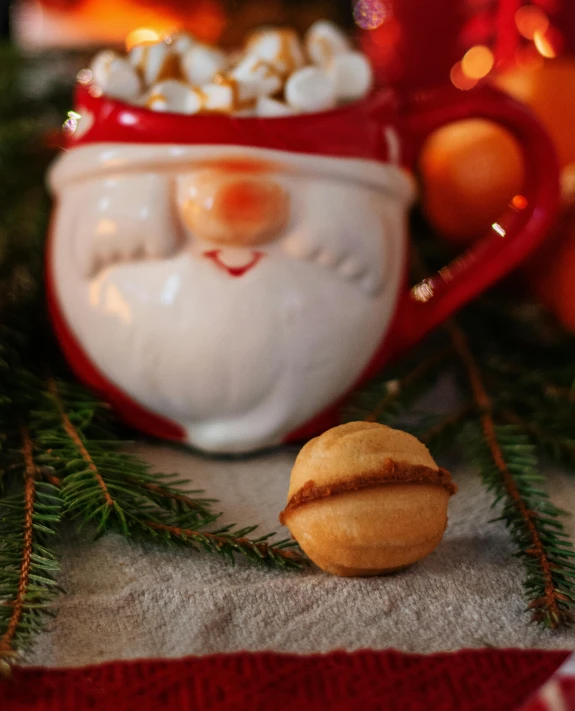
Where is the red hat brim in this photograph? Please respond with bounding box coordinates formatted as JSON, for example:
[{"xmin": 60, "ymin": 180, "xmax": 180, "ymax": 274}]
[{"xmin": 66, "ymin": 83, "xmax": 406, "ymax": 165}]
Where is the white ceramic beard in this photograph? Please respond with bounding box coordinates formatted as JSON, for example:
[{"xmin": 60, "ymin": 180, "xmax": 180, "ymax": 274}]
[{"xmin": 49, "ymin": 145, "xmax": 413, "ymax": 453}]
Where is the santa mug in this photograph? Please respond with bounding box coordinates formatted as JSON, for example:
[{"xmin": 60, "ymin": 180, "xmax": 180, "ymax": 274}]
[{"xmin": 47, "ymin": 82, "xmax": 559, "ymax": 453}]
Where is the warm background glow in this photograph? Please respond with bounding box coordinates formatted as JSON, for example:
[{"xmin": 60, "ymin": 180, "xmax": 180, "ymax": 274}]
[{"xmin": 14, "ymin": 0, "xmax": 226, "ymax": 49}]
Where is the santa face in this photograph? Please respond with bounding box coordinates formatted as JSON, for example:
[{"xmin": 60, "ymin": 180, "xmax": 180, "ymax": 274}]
[{"xmin": 49, "ymin": 144, "xmax": 414, "ymax": 453}]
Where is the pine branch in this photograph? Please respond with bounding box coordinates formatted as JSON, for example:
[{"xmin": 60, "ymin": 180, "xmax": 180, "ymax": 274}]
[
  {"xmin": 123, "ymin": 476, "xmax": 217, "ymax": 514},
  {"xmin": 501, "ymin": 410, "xmax": 575, "ymax": 472},
  {"xmin": 0, "ymin": 425, "xmax": 62, "ymax": 671},
  {"xmin": 31, "ymin": 376, "xmax": 307, "ymax": 569},
  {"xmin": 144, "ymin": 520, "xmax": 307, "ymax": 570},
  {"xmin": 447, "ymin": 321, "xmax": 575, "ymax": 628},
  {"xmin": 46, "ymin": 377, "xmax": 114, "ymax": 509}
]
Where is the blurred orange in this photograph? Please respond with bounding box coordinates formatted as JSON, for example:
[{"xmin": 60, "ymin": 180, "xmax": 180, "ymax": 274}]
[
  {"xmin": 496, "ymin": 57, "xmax": 575, "ymax": 330},
  {"xmin": 495, "ymin": 57, "xmax": 575, "ymax": 168},
  {"xmin": 419, "ymin": 119, "xmax": 524, "ymax": 247}
]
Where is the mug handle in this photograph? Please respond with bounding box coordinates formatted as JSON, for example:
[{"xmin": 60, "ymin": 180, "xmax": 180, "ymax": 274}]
[{"xmin": 385, "ymin": 84, "xmax": 560, "ymax": 361}]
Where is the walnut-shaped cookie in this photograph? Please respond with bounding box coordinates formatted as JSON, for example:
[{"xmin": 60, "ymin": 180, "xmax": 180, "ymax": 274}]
[{"xmin": 280, "ymin": 422, "xmax": 457, "ymax": 576}]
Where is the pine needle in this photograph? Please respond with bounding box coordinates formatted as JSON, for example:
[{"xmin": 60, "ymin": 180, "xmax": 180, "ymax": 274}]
[
  {"xmin": 0, "ymin": 425, "xmax": 62, "ymax": 669},
  {"xmin": 144, "ymin": 520, "xmax": 307, "ymax": 569},
  {"xmin": 447, "ymin": 320, "xmax": 575, "ymax": 628}
]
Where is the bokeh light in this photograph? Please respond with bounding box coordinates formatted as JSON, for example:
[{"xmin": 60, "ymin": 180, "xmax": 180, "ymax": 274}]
[
  {"xmin": 534, "ymin": 29, "xmax": 557, "ymax": 58},
  {"xmin": 353, "ymin": 0, "xmax": 391, "ymax": 31},
  {"xmin": 450, "ymin": 61, "xmax": 479, "ymax": 91},
  {"xmin": 461, "ymin": 45, "xmax": 495, "ymax": 80},
  {"xmin": 515, "ymin": 5, "xmax": 549, "ymax": 40},
  {"xmin": 76, "ymin": 68, "xmax": 93, "ymax": 85}
]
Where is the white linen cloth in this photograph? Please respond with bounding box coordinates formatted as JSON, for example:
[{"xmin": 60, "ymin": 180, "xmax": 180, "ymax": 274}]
[{"xmin": 26, "ymin": 439, "xmax": 575, "ymax": 667}]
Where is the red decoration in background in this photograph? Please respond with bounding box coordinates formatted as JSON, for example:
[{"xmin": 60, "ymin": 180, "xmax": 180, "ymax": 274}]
[
  {"xmin": 361, "ymin": 0, "xmax": 574, "ymax": 93},
  {"xmin": 360, "ymin": 0, "xmax": 470, "ymax": 88},
  {"xmin": 495, "ymin": 0, "xmax": 522, "ymax": 64}
]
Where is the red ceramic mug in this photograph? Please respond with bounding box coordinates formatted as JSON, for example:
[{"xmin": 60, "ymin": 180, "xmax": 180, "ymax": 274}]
[{"xmin": 46, "ymin": 81, "xmax": 559, "ymax": 453}]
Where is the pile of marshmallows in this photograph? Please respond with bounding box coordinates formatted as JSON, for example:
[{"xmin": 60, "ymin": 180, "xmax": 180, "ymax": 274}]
[{"xmin": 87, "ymin": 21, "xmax": 374, "ymax": 117}]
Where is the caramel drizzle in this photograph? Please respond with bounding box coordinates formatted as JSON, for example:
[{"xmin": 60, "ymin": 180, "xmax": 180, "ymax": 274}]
[
  {"xmin": 134, "ymin": 43, "xmax": 182, "ymax": 84},
  {"xmin": 193, "ymin": 86, "xmax": 208, "ymax": 110},
  {"xmin": 146, "ymin": 92, "xmax": 167, "ymax": 109},
  {"xmin": 211, "ymin": 73, "xmax": 256, "ymax": 113},
  {"xmin": 213, "ymin": 72, "xmax": 241, "ymax": 110},
  {"xmin": 276, "ymin": 29, "xmax": 300, "ymax": 75},
  {"xmin": 134, "ymin": 44, "xmax": 149, "ymax": 76},
  {"xmin": 279, "ymin": 461, "xmax": 457, "ymax": 524},
  {"xmin": 156, "ymin": 51, "xmax": 182, "ymax": 82},
  {"xmin": 317, "ymin": 36, "xmax": 334, "ymax": 67}
]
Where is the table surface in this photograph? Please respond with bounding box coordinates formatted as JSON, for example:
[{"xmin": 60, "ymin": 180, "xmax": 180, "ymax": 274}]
[{"xmin": 24, "ymin": 434, "xmax": 575, "ymax": 668}]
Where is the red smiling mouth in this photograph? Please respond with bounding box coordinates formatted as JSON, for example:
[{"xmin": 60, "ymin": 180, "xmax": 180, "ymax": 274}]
[{"xmin": 204, "ymin": 249, "xmax": 264, "ymax": 277}]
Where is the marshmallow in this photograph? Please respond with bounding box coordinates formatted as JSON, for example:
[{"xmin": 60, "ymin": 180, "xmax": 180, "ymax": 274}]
[
  {"xmin": 230, "ymin": 54, "xmax": 282, "ymax": 101},
  {"xmin": 129, "ymin": 41, "xmax": 181, "ymax": 86},
  {"xmin": 90, "ymin": 50, "xmax": 116, "ymax": 86},
  {"xmin": 326, "ymin": 51, "xmax": 373, "ymax": 102},
  {"xmin": 201, "ymin": 81, "xmax": 235, "ymax": 112},
  {"xmin": 88, "ymin": 20, "xmax": 374, "ymax": 116},
  {"xmin": 181, "ymin": 45, "xmax": 227, "ymax": 86},
  {"xmin": 245, "ymin": 28, "xmax": 305, "ymax": 76},
  {"xmin": 145, "ymin": 79, "xmax": 203, "ymax": 114},
  {"xmin": 285, "ymin": 66, "xmax": 336, "ymax": 113},
  {"xmin": 90, "ymin": 51, "xmax": 141, "ymax": 100},
  {"xmin": 166, "ymin": 31, "xmax": 197, "ymax": 55},
  {"xmin": 305, "ymin": 20, "xmax": 351, "ymax": 65},
  {"xmin": 256, "ymin": 96, "xmax": 296, "ymax": 117}
]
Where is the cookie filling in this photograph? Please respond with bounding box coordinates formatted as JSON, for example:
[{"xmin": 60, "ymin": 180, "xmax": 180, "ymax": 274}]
[{"xmin": 280, "ymin": 459, "xmax": 456, "ymax": 524}]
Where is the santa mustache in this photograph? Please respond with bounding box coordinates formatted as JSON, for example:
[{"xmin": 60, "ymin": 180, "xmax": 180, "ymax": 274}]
[{"xmin": 51, "ymin": 145, "xmax": 414, "ymax": 296}]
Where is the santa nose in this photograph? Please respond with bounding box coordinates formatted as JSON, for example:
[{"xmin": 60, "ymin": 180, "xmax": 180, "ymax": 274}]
[{"xmin": 180, "ymin": 173, "xmax": 290, "ymax": 247}]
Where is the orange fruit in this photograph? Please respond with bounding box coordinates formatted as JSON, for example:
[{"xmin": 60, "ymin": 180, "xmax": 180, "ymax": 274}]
[
  {"xmin": 495, "ymin": 57, "xmax": 575, "ymax": 169},
  {"xmin": 419, "ymin": 118, "xmax": 524, "ymax": 247},
  {"xmin": 496, "ymin": 57, "xmax": 575, "ymax": 329}
]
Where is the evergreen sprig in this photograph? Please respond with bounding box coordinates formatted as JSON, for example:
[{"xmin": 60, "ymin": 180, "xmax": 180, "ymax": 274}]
[
  {"xmin": 447, "ymin": 319, "xmax": 575, "ymax": 627},
  {"xmin": 0, "ymin": 426, "xmax": 63, "ymax": 668},
  {"xmin": 467, "ymin": 422, "xmax": 575, "ymax": 627}
]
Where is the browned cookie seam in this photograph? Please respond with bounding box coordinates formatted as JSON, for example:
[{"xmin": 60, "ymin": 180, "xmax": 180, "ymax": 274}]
[{"xmin": 280, "ymin": 461, "xmax": 456, "ymax": 524}]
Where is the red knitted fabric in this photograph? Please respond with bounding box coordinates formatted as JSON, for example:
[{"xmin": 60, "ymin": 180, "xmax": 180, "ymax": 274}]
[
  {"xmin": 520, "ymin": 675, "xmax": 575, "ymax": 711},
  {"xmin": 0, "ymin": 649, "xmax": 569, "ymax": 711}
]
